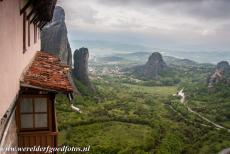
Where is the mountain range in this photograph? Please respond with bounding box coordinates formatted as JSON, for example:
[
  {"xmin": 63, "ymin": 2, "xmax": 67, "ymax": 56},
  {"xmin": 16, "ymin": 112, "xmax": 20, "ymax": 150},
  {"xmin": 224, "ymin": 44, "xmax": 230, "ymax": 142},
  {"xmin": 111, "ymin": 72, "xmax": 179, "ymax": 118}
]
[
  {"xmin": 72, "ymin": 40, "xmax": 230, "ymax": 64},
  {"xmin": 95, "ymin": 51, "xmax": 212, "ymax": 67}
]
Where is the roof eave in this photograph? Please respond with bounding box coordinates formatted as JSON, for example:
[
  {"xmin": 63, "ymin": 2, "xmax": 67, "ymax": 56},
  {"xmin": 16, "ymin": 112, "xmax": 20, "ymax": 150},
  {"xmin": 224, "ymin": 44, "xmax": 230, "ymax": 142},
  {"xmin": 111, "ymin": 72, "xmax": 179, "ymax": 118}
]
[{"xmin": 20, "ymin": 82, "xmax": 73, "ymax": 94}]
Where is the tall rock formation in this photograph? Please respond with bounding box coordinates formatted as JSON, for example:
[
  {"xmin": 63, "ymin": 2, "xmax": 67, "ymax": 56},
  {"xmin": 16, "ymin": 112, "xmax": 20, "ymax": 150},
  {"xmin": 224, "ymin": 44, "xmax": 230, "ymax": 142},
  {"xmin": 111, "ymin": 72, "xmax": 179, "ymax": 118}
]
[
  {"xmin": 73, "ymin": 48, "xmax": 95, "ymax": 92},
  {"xmin": 143, "ymin": 52, "xmax": 167, "ymax": 77},
  {"xmin": 41, "ymin": 6, "xmax": 72, "ymax": 66},
  {"xmin": 208, "ymin": 61, "xmax": 230, "ymax": 87},
  {"xmin": 133, "ymin": 52, "xmax": 167, "ymax": 78}
]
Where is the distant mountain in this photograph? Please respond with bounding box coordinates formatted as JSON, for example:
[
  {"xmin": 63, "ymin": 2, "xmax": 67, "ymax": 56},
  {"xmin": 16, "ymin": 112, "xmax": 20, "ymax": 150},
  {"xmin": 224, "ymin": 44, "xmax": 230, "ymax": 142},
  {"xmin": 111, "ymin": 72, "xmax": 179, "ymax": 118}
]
[
  {"xmin": 164, "ymin": 56, "xmax": 198, "ymax": 67},
  {"xmin": 164, "ymin": 51, "xmax": 230, "ymax": 64},
  {"xmin": 116, "ymin": 52, "xmax": 151, "ymax": 63},
  {"xmin": 119, "ymin": 52, "xmax": 151, "ymax": 57},
  {"xmin": 208, "ymin": 61, "xmax": 230, "ymax": 87},
  {"xmin": 132, "ymin": 52, "xmax": 168, "ymax": 78},
  {"xmin": 96, "ymin": 52, "xmax": 200, "ymax": 67},
  {"xmin": 98, "ymin": 56, "xmax": 125, "ymax": 62}
]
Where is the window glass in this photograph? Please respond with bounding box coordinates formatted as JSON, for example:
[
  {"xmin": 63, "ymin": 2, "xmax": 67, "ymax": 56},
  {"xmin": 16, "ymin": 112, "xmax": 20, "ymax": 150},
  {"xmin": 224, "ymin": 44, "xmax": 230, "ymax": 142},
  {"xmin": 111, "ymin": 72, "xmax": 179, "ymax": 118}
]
[
  {"xmin": 20, "ymin": 98, "xmax": 33, "ymax": 113},
  {"xmin": 34, "ymin": 98, "xmax": 47, "ymax": 112},
  {"xmin": 35, "ymin": 114, "xmax": 48, "ymax": 128},
  {"xmin": 19, "ymin": 96, "xmax": 50, "ymax": 130},
  {"xmin": 21, "ymin": 114, "xmax": 33, "ymax": 128}
]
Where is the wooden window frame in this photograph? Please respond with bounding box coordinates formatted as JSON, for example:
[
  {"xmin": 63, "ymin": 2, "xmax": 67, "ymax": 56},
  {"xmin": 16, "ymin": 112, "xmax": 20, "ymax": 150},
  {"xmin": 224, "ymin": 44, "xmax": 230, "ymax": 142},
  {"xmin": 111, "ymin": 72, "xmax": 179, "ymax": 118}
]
[
  {"xmin": 34, "ymin": 24, "xmax": 37, "ymax": 43},
  {"xmin": 23, "ymin": 12, "xmax": 27, "ymax": 53},
  {"xmin": 28, "ymin": 20, "xmax": 30, "ymax": 47},
  {"xmin": 37, "ymin": 26, "xmax": 40, "ymax": 40},
  {"xmin": 17, "ymin": 95, "xmax": 52, "ymax": 132}
]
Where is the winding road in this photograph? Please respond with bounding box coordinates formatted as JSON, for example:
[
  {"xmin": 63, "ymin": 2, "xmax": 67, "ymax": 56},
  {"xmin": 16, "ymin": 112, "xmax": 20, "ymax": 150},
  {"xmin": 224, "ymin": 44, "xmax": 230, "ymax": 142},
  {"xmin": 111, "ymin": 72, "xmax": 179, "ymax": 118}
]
[
  {"xmin": 175, "ymin": 89, "xmax": 230, "ymax": 132},
  {"xmin": 174, "ymin": 89, "xmax": 230, "ymax": 154}
]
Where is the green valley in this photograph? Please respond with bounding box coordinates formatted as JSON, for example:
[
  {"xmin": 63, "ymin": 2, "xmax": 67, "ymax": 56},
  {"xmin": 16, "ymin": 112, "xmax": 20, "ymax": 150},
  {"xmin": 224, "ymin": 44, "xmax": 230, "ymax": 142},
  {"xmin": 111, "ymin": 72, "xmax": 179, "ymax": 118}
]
[{"xmin": 55, "ymin": 57, "xmax": 230, "ymax": 154}]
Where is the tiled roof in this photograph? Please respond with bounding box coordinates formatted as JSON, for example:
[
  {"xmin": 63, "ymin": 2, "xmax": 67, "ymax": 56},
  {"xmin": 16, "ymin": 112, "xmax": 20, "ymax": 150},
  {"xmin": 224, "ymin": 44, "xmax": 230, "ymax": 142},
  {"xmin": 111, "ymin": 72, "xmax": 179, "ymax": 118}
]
[{"xmin": 21, "ymin": 51, "xmax": 73, "ymax": 92}]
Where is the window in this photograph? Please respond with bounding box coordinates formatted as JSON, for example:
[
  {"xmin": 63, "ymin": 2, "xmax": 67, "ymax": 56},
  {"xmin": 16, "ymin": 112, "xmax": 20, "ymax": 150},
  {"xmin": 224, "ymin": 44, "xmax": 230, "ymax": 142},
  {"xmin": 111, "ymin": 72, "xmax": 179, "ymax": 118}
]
[
  {"xmin": 19, "ymin": 96, "xmax": 49, "ymax": 130},
  {"xmin": 23, "ymin": 12, "xmax": 27, "ymax": 53}
]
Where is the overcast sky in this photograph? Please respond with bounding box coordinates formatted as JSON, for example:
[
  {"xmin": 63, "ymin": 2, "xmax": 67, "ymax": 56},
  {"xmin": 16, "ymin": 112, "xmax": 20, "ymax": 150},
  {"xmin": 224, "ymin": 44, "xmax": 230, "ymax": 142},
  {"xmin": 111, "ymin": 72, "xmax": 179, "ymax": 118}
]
[{"xmin": 57, "ymin": 0, "xmax": 230, "ymax": 51}]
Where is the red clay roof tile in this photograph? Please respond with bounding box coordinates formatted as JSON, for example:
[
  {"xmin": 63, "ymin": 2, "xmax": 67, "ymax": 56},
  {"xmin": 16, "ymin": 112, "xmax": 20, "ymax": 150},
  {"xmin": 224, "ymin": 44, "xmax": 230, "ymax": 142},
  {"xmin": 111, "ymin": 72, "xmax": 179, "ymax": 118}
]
[{"xmin": 21, "ymin": 51, "xmax": 73, "ymax": 92}]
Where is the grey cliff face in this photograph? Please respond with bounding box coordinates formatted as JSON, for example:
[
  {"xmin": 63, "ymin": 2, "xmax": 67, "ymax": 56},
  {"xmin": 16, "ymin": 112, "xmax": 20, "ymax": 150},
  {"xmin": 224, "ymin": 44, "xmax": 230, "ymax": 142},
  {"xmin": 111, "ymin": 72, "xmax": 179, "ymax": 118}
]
[
  {"xmin": 41, "ymin": 6, "xmax": 72, "ymax": 66},
  {"xmin": 52, "ymin": 6, "xmax": 65, "ymax": 23},
  {"xmin": 208, "ymin": 61, "xmax": 230, "ymax": 87},
  {"xmin": 143, "ymin": 52, "xmax": 167, "ymax": 77},
  {"xmin": 73, "ymin": 48, "xmax": 95, "ymax": 92}
]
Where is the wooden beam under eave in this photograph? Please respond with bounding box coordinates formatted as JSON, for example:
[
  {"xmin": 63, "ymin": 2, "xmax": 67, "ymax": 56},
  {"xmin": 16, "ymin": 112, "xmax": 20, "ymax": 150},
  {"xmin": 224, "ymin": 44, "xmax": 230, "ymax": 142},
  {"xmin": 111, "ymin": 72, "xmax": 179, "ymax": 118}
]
[
  {"xmin": 27, "ymin": 8, "xmax": 35, "ymax": 21},
  {"xmin": 37, "ymin": 22, "xmax": 44, "ymax": 28},
  {"xmin": 38, "ymin": 21, "xmax": 46, "ymax": 28},
  {"xmin": 30, "ymin": 14, "xmax": 38, "ymax": 24},
  {"xmin": 20, "ymin": 1, "xmax": 32, "ymax": 15},
  {"xmin": 33, "ymin": 17, "xmax": 40, "ymax": 25},
  {"xmin": 37, "ymin": 21, "xmax": 43, "ymax": 28},
  {"xmin": 40, "ymin": 22, "xmax": 48, "ymax": 29}
]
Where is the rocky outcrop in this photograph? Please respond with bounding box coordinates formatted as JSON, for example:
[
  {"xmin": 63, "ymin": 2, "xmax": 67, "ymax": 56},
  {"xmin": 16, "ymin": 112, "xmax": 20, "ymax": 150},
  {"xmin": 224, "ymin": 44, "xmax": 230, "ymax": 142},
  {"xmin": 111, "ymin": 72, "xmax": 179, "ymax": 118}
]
[
  {"xmin": 143, "ymin": 52, "xmax": 167, "ymax": 77},
  {"xmin": 208, "ymin": 61, "xmax": 230, "ymax": 87},
  {"xmin": 73, "ymin": 48, "xmax": 95, "ymax": 92},
  {"xmin": 41, "ymin": 6, "xmax": 72, "ymax": 66},
  {"xmin": 132, "ymin": 52, "xmax": 167, "ymax": 79}
]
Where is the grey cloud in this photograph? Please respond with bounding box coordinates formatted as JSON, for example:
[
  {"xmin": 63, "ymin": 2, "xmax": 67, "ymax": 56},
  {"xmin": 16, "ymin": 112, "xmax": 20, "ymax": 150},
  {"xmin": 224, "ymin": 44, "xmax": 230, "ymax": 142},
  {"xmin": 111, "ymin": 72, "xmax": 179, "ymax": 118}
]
[
  {"xmin": 71, "ymin": 6, "xmax": 98, "ymax": 24},
  {"xmin": 58, "ymin": 0, "xmax": 230, "ymax": 51},
  {"xmin": 169, "ymin": 0, "xmax": 230, "ymax": 20},
  {"xmin": 98, "ymin": 0, "xmax": 230, "ymax": 20},
  {"xmin": 57, "ymin": 1, "xmax": 98, "ymax": 24},
  {"xmin": 98, "ymin": 0, "xmax": 200, "ymax": 5}
]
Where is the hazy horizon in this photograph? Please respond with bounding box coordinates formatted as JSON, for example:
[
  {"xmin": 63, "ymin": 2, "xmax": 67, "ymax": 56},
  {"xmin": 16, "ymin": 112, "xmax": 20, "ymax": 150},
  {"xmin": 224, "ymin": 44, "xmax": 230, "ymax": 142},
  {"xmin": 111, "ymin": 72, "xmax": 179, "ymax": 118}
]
[{"xmin": 68, "ymin": 40, "xmax": 229, "ymax": 64}]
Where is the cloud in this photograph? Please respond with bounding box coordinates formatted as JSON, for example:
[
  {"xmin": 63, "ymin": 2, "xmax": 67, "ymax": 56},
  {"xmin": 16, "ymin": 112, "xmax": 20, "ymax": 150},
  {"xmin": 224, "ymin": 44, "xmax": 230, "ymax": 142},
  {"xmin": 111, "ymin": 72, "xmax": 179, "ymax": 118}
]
[
  {"xmin": 57, "ymin": 0, "xmax": 98, "ymax": 25},
  {"xmin": 99, "ymin": 0, "xmax": 230, "ymax": 20},
  {"xmin": 57, "ymin": 0, "xmax": 230, "ymax": 51}
]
